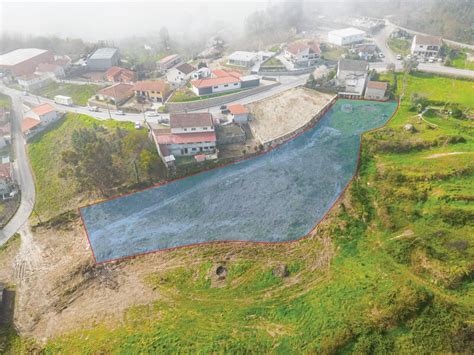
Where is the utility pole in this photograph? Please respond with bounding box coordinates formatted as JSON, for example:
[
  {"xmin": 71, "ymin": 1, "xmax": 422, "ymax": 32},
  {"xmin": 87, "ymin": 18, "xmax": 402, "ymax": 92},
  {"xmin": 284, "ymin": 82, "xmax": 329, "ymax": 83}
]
[{"xmin": 105, "ymin": 101, "xmax": 112, "ymax": 119}]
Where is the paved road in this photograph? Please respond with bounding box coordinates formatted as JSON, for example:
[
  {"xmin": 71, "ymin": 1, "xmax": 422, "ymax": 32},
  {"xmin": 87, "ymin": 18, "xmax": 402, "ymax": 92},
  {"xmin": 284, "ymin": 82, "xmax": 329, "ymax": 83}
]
[{"xmin": 0, "ymin": 95, "xmax": 36, "ymax": 246}]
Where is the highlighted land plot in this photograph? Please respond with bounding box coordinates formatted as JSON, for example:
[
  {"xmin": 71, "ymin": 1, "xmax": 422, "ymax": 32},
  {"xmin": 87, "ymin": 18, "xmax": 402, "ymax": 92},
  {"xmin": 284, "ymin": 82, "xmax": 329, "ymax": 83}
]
[{"xmin": 80, "ymin": 99, "xmax": 398, "ymax": 263}]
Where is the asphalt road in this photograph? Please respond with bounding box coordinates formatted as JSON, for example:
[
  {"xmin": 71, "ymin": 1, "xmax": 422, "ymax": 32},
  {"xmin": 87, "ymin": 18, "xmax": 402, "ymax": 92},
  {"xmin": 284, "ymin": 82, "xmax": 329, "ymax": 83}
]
[{"xmin": 0, "ymin": 95, "xmax": 36, "ymax": 246}]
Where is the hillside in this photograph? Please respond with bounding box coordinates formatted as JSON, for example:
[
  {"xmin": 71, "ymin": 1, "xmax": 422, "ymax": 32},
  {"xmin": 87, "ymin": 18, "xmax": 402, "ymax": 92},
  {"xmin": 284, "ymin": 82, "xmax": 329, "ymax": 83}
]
[{"xmin": 1, "ymin": 72, "xmax": 473, "ymax": 353}]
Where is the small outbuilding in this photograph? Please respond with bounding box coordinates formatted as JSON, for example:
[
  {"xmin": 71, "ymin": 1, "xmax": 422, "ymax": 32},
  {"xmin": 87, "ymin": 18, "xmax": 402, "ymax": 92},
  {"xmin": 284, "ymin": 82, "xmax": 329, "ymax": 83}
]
[
  {"xmin": 364, "ymin": 81, "xmax": 388, "ymax": 100},
  {"xmin": 228, "ymin": 104, "xmax": 249, "ymax": 124}
]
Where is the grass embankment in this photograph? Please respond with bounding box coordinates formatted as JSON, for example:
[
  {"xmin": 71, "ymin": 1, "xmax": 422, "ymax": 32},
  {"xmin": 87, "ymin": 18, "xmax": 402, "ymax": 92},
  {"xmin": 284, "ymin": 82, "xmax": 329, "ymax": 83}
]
[
  {"xmin": 6, "ymin": 73, "xmax": 474, "ymax": 353},
  {"xmin": 447, "ymin": 49, "xmax": 474, "ymax": 71},
  {"xmin": 33, "ymin": 82, "xmax": 101, "ymax": 106},
  {"xmin": 169, "ymin": 88, "xmax": 245, "ymax": 102},
  {"xmin": 320, "ymin": 46, "xmax": 347, "ymax": 61},
  {"xmin": 27, "ymin": 113, "xmax": 159, "ymax": 222},
  {"xmin": 387, "ymin": 37, "xmax": 411, "ymax": 56}
]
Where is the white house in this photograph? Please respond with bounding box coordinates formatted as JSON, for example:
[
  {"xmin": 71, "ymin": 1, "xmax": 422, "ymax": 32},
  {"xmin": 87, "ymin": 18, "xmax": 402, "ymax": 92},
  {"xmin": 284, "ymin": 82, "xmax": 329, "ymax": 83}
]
[
  {"xmin": 191, "ymin": 67, "xmax": 211, "ymax": 80},
  {"xmin": 166, "ymin": 63, "xmax": 196, "ymax": 85},
  {"xmin": 284, "ymin": 42, "xmax": 321, "ymax": 68},
  {"xmin": 336, "ymin": 59, "xmax": 369, "ymax": 97},
  {"xmin": 364, "ymin": 81, "xmax": 388, "ymax": 100},
  {"xmin": 227, "ymin": 51, "xmax": 258, "ymax": 67},
  {"xmin": 328, "ymin": 27, "xmax": 366, "ymax": 46},
  {"xmin": 17, "ymin": 73, "xmax": 52, "ymax": 91},
  {"xmin": 35, "ymin": 63, "xmax": 65, "ymax": 78},
  {"xmin": 152, "ymin": 112, "xmax": 217, "ymax": 159},
  {"xmin": 228, "ymin": 104, "xmax": 249, "ymax": 124},
  {"xmin": 26, "ymin": 103, "xmax": 58, "ymax": 124},
  {"xmin": 410, "ymin": 35, "xmax": 442, "ymax": 57}
]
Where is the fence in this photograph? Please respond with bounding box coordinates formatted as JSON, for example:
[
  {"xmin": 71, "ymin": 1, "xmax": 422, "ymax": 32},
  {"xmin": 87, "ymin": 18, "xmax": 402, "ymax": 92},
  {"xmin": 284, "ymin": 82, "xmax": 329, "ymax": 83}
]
[{"xmin": 166, "ymin": 82, "xmax": 280, "ymax": 113}]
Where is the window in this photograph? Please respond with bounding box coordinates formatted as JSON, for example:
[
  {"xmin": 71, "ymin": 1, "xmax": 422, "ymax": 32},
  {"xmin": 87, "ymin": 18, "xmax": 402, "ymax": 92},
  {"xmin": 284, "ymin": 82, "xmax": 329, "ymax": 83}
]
[
  {"xmin": 233, "ymin": 83, "xmax": 238, "ymax": 86},
  {"xmin": 192, "ymin": 148, "xmax": 196, "ymax": 151},
  {"xmin": 213, "ymin": 86, "xmax": 218, "ymax": 89},
  {"xmin": 183, "ymin": 128, "xmax": 187, "ymax": 131},
  {"xmin": 224, "ymin": 84, "xmax": 228, "ymax": 87},
  {"xmin": 191, "ymin": 128, "xmax": 196, "ymax": 131},
  {"xmin": 203, "ymin": 127, "xmax": 208, "ymax": 130}
]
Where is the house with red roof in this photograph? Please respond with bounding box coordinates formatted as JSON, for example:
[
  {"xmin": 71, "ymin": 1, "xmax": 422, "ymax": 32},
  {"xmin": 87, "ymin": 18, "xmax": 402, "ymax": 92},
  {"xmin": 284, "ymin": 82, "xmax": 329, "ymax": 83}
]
[
  {"xmin": 364, "ymin": 81, "xmax": 388, "ymax": 100},
  {"xmin": 96, "ymin": 83, "xmax": 134, "ymax": 105},
  {"xmin": 35, "ymin": 62, "xmax": 65, "ymax": 78},
  {"xmin": 133, "ymin": 80, "xmax": 170, "ymax": 102},
  {"xmin": 0, "ymin": 162, "xmax": 13, "ymax": 199},
  {"xmin": 158, "ymin": 54, "xmax": 182, "ymax": 72},
  {"xmin": 284, "ymin": 41, "xmax": 321, "ymax": 68},
  {"xmin": 190, "ymin": 70, "xmax": 259, "ymax": 96},
  {"xmin": 104, "ymin": 66, "xmax": 136, "ymax": 83},
  {"xmin": 228, "ymin": 104, "xmax": 249, "ymax": 123},
  {"xmin": 151, "ymin": 112, "xmax": 217, "ymax": 164},
  {"xmin": 21, "ymin": 103, "xmax": 58, "ymax": 136}
]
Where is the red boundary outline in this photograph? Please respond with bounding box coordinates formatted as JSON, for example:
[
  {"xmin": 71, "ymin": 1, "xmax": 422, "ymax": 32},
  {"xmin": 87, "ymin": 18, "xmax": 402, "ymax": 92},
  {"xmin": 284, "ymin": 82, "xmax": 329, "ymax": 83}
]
[{"xmin": 78, "ymin": 97, "xmax": 400, "ymax": 265}]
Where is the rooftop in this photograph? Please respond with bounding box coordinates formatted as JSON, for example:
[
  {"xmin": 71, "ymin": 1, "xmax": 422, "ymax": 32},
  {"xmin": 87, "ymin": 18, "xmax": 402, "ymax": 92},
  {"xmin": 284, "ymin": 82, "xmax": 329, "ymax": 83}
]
[
  {"xmin": 21, "ymin": 117, "xmax": 41, "ymax": 133},
  {"xmin": 329, "ymin": 27, "xmax": 366, "ymax": 38},
  {"xmin": 338, "ymin": 59, "xmax": 368, "ymax": 72},
  {"xmin": 35, "ymin": 62, "xmax": 61, "ymax": 72},
  {"xmin": 0, "ymin": 162, "xmax": 11, "ymax": 179},
  {"xmin": 154, "ymin": 131, "xmax": 217, "ymax": 145},
  {"xmin": 0, "ymin": 48, "xmax": 49, "ymax": 66},
  {"xmin": 414, "ymin": 34, "xmax": 442, "ymax": 46},
  {"xmin": 212, "ymin": 69, "xmax": 241, "ymax": 79},
  {"xmin": 133, "ymin": 80, "xmax": 168, "ymax": 93},
  {"xmin": 170, "ymin": 112, "xmax": 213, "ymax": 129},
  {"xmin": 286, "ymin": 42, "xmax": 321, "ymax": 55},
  {"xmin": 98, "ymin": 83, "xmax": 134, "ymax": 100},
  {"xmin": 31, "ymin": 103, "xmax": 56, "ymax": 116},
  {"xmin": 228, "ymin": 104, "xmax": 248, "ymax": 115},
  {"xmin": 228, "ymin": 51, "xmax": 258, "ymax": 62},
  {"xmin": 191, "ymin": 75, "xmax": 240, "ymax": 89},
  {"xmin": 367, "ymin": 81, "xmax": 388, "ymax": 90},
  {"xmin": 89, "ymin": 48, "xmax": 119, "ymax": 60},
  {"xmin": 159, "ymin": 54, "xmax": 180, "ymax": 64},
  {"xmin": 175, "ymin": 63, "xmax": 196, "ymax": 75}
]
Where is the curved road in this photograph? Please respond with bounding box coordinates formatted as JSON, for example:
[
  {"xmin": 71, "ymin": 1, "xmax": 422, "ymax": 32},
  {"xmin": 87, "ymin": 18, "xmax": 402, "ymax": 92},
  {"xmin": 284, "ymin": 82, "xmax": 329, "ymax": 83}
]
[{"xmin": 0, "ymin": 95, "xmax": 36, "ymax": 246}]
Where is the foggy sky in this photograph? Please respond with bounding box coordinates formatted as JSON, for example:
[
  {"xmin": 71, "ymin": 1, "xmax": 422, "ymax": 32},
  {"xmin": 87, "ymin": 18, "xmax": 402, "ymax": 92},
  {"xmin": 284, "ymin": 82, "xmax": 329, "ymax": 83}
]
[{"xmin": 0, "ymin": 0, "xmax": 268, "ymax": 41}]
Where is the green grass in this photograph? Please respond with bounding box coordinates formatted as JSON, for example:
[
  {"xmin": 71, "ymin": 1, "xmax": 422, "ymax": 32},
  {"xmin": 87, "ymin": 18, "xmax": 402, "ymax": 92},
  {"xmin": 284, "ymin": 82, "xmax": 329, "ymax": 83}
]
[
  {"xmin": 169, "ymin": 88, "xmax": 245, "ymax": 102},
  {"xmin": 0, "ymin": 93, "xmax": 11, "ymax": 109},
  {"xmin": 27, "ymin": 113, "xmax": 134, "ymax": 221},
  {"xmin": 447, "ymin": 49, "xmax": 474, "ymax": 70},
  {"xmin": 320, "ymin": 46, "xmax": 348, "ymax": 61},
  {"xmin": 7, "ymin": 73, "xmax": 474, "ymax": 353},
  {"xmin": 261, "ymin": 57, "xmax": 284, "ymax": 68},
  {"xmin": 33, "ymin": 82, "xmax": 101, "ymax": 106},
  {"xmin": 387, "ymin": 37, "xmax": 412, "ymax": 56}
]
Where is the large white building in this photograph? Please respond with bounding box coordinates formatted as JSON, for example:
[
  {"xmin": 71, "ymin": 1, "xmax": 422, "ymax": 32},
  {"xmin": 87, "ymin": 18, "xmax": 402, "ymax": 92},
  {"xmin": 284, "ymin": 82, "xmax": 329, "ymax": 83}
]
[
  {"xmin": 410, "ymin": 35, "xmax": 442, "ymax": 57},
  {"xmin": 328, "ymin": 27, "xmax": 366, "ymax": 46},
  {"xmin": 227, "ymin": 51, "xmax": 258, "ymax": 68},
  {"xmin": 87, "ymin": 48, "xmax": 120, "ymax": 71},
  {"xmin": 190, "ymin": 70, "xmax": 260, "ymax": 96}
]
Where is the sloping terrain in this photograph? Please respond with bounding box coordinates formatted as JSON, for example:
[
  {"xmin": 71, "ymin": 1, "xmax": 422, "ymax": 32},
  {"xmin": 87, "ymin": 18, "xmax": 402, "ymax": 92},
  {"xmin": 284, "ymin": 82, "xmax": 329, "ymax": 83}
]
[{"xmin": 0, "ymin": 72, "xmax": 473, "ymax": 353}]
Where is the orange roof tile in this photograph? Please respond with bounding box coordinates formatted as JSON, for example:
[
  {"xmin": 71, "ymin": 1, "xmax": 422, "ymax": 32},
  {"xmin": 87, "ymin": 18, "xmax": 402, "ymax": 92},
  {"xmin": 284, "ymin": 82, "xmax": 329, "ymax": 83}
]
[
  {"xmin": 21, "ymin": 117, "xmax": 41, "ymax": 133},
  {"xmin": 31, "ymin": 103, "xmax": 55, "ymax": 116},
  {"xmin": 228, "ymin": 104, "xmax": 248, "ymax": 115}
]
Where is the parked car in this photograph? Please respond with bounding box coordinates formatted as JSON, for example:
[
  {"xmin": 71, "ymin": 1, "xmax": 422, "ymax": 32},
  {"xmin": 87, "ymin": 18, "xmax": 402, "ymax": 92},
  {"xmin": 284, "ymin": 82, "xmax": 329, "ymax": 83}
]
[
  {"xmin": 437, "ymin": 58, "xmax": 443, "ymax": 63},
  {"xmin": 396, "ymin": 54, "xmax": 402, "ymax": 60},
  {"xmin": 379, "ymin": 53, "xmax": 385, "ymax": 58},
  {"xmin": 220, "ymin": 105, "xmax": 227, "ymax": 110},
  {"xmin": 134, "ymin": 122, "xmax": 141, "ymax": 130},
  {"xmin": 221, "ymin": 109, "xmax": 230, "ymax": 114},
  {"xmin": 158, "ymin": 117, "xmax": 169, "ymax": 124},
  {"xmin": 115, "ymin": 110, "xmax": 125, "ymax": 115},
  {"xmin": 22, "ymin": 91, "xmax": 29, "ymax": 96},
  {"xmin": 88, "ymin": 106, "xmax": 99, "ymax": 112},
  {"xmin": 428, "ymin": 57, "xmax": 435, "ymax": 63},
  {"xmin": 406, "ymin": 54, "xmax": 412, "ymax": 60},
  {"xmin": 146, "ymin": 111, "xmax": 159, "ymax": 117}
]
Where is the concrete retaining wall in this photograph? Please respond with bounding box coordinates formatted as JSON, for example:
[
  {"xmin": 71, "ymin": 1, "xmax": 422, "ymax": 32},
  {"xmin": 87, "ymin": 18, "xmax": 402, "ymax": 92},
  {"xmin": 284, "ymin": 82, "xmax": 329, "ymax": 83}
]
[
  {"xmin": 258, "ymin": 67, "xmax": 315, "ymax": 76},
  {"xmin": 167, "ymin": 82, "xmax": 280, "ymax": 113}
]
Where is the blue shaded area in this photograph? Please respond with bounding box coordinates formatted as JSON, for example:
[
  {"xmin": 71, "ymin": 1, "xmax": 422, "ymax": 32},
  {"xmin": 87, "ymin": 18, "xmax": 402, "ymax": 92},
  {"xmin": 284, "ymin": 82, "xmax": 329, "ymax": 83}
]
[{"xmin": 81, "ymin": 99, "xmax": 397, "ymax": 262}]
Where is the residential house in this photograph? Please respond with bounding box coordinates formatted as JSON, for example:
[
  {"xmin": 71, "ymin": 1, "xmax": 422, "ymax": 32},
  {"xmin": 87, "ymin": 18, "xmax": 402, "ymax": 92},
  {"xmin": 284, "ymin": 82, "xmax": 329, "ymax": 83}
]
[
  {"xmin": 0, "ymin": 108, "xmax": 11, "ymax": 144},
  {"xmin": 166, "ymin": 63, "xmax": 196, "ymax": 85},
  {"xmin": 228, "ymin": 104, "xmax": 249, "ymax": 124},
  {"xmin": 17, "ymin": 73, "xmax": 52, "ymax": 91},
  {"xmin": 364, "ymin": 81, "xmax": 388, "ymax": 100},
  {"xmin": 54, "ymin": 55, "xmax": 72, "ymax": 70},
  {"xmin": 410, "ymin": 35, "xmax": 442, "ymax": 57},
  {"xmin": 104, "ymin": 66, "xmax": 136, "ymax": 83},
  {"xmin": 336, "ymin": 59, "xmax": 369, "ymax": 97},
  {"xmin": 35, "ymin": 62, "xmax": 65, "ymax": 78},
  {"xmin": 0, "ymin": 162, "xmax": 13, "ymax": 199},
  {"xmin": 227, "ymin": 51, "xmax": 258, "ymax": 67},
  {"xmin": 133, "ymin": 80, "xmax": 170, "ymax": 103},
  {"xmin": 151, "ymin": 112, "xmax": 217, "ymax": 164},
  {"xmin": 190, "ymin": 70, "xmax": 259, "ymax": 96},
  {"xmin": 158, "ymin": 54, "xmax": 182, "ymax": 72},
  {"xmin": 328, "ymin": 27, "xmax": 366, "ymax": 46},
  {"xmin": 191, "ymin": 67, "xmax": 211, "ymax": 80},
  {"xmin": 21, "ymin": 117, "xmax": 41, "ymax": 136},
  {"xmin": 26, "ymin": 103, "xmax": 58, "ymax": 124},
  {"xmin": 354, "ymin": 44, "xmax": 377, "ymax": 61},
  {"xmin": 96, "ymin": 83, "xmax": 134, "ymax": 105},
  {"xmin": 284, "ymin": 42, "xmax": 321, "ymax": 68},
  {"xmin": 87, "ymin": 48, "xmax": 120, "ymax": 71}
]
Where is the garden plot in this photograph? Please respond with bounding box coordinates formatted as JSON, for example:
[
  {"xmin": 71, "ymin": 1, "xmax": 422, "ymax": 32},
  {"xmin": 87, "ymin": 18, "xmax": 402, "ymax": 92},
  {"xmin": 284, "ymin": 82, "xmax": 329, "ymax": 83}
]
[{"xmin": 80, "ymin": 99, "xmax": 398, "ymax": 263}]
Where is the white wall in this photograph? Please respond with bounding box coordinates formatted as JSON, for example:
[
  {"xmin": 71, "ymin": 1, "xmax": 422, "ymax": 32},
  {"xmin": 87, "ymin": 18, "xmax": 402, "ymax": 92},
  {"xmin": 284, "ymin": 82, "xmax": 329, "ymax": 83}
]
[
  {"xmin": 171, "ymin": 126, "xmax": 214, "ymax": 134},
  {"xmin": 211, "ymin": 82, "xmax": 240, "ymax": 93},
  {"xmin": 168, "ymin": 141, "xmax": 216, "ymax": 156}
]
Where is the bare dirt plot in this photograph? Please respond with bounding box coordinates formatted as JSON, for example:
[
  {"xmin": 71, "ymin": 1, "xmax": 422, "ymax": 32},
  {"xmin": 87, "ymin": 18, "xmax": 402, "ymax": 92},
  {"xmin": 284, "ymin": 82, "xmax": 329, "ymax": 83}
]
[{"xmin": 248, "ymin": 87, "xmax": 334, "ymax": 144}]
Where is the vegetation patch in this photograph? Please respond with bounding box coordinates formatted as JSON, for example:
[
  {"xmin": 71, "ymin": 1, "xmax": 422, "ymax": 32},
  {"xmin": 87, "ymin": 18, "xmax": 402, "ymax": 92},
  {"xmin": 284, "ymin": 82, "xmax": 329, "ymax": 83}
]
[{"xmin": 32, "ymin": 82, "xmax": 102, "ymax": 105}]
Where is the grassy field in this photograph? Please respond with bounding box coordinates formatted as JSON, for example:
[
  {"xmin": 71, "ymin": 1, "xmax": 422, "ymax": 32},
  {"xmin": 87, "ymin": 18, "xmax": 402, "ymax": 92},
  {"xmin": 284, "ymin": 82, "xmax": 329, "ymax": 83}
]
[
  {"xmin": 5, "ymin": 73, "xmax": 474, "ymax": 353},
  {"xmin": 169, "ymin": 88, "xmax": 245, "ymax": 102},
  {"xmin": 448, "ymin": 49, "xmax": 474, "ymax": 71},
  {"xmin": 320, "ymin": 46, "xmax": 348, "ymax": 61},
  {"xmin": 27, "ymin": 113, "xmax": 136, "ymax": 222},
  {"xmin": 261, "ymin": 57, "xmax": 285, "ymax": 68},
  {"xmin": 387, "ymin": 37, "xmax": 412, "ymax": 56},
  {"xmin": 33, "ymin": 82, "xmax": 101, "ymax": 106}
]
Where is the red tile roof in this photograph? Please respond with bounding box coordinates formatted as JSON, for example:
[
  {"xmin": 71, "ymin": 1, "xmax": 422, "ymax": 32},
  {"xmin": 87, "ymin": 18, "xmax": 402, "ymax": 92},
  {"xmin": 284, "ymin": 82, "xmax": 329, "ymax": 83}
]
[
  {"xmin": 0, "ymin": 122, "xmax": 11, "ymax": 135},
  {"xmin": 0, "ymin": 163, "xmax": 11, "ymax": 180},
  {"xmin": 212, "ymin": 69, "xmax": 241, "ymax": 79},
  {"xmin": 228, "ymin": 104, "xmax": 248, "ymax": 115},
  {"xmin": 133, "ymin": 80, "xmax": 168, "ymax": 93},
  {"xmin": 105, "ymin": 66, "xmax": 135, "ymax": 82},
  {"xmin": 191, "ymin": 76, "xmax": 240, "ymax": 89},
  {"xmin": 175, "ymin": 63, "xmax": 196, "ymax": 75},
  {"xmin": 367, "ymin": 81, "xmax": 388, "ymax": 90},
  {"xmin": 98, "ymin": 83, "xmax": 134, "ymax": 101},
  {"xmin": 414, "ymin": 34, "xmax": 442, "ymax": 46},
  {"xmin": 31, "ymin": 103, "xmax": 55, "ymax": 116},
  {"xmin": 170, "ymin": 112, "xmax": 213, "ymax": 129},
  {"xmin": 21, "ymin": 117, "xmax": 41, "ymax": 133},
  {"xmin": 154, "ymin": 131, "xmax": 216, "ymax": 144},
  {"xmin": 158, "ymin": 54, "xmax": 180, "ymax": 64}
]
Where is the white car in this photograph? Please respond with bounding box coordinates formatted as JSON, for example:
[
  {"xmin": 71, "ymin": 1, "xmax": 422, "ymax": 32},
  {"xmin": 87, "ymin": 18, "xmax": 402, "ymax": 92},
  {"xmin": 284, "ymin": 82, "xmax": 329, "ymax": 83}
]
[
  {"xmin": 406, "ymin": 54, "xmax": 412, "ymax": 60},
  {"xmin": 88, "ymin": 106, "xmax": 99, "ymax": 112},
  {"xmin": 379, "ymin": 52, "xmax": 385, "ymax": 58},
  {"xmin": 396, "ymin": 54, "xmax": 402, "ymax": 60},
  {"xmin": 134, "ymin": 122, "xmax": 141, "ymax": 129},
  {"xmin": 115, "ymin": 110, "xmax": 125, "ymax": 115},
  {"xmin": 146, "ymin": 111, "xmax": 159, "ymax": 117}
]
